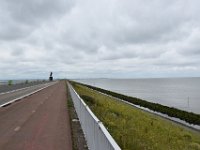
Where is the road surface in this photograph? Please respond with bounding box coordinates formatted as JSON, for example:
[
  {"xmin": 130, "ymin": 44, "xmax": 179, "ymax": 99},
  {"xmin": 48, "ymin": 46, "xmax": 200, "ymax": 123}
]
[
  {"xmin": 0, "ymin": 81, "xmax": 49, "ymax": 94},
  {"xmin": 0, "ymin": 81, "xmax": 72, "ymax": 150},
  {"xmin": 0, "ymin": 82, "xmax": 55, "ymax": 107}
]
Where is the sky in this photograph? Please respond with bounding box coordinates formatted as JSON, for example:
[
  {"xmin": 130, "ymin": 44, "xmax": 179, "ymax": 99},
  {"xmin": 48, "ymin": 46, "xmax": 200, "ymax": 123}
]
[{"xmin": 0, "ymin": 0, "xmax": 200, "ymax": 79}]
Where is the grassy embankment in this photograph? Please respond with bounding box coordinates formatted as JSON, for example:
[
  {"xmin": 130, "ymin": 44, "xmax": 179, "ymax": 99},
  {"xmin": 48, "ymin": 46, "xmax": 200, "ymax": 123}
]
[
  {"xmin": 71, "ymin": 81, "xmax": 200, "ymax": 126},
  {"xmin": 71, "ymin": 82, "xmax": 200, "ymax": 150}
]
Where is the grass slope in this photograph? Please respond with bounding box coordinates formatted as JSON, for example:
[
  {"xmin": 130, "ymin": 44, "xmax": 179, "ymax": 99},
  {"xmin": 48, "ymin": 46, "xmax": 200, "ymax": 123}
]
[
  {"xmin": 72, "ymin": 83, "xmax": 200, "ymax": 150},
  {"xmin": 72, "ymin": 81, "xmax": 200, "ymax": 126}
]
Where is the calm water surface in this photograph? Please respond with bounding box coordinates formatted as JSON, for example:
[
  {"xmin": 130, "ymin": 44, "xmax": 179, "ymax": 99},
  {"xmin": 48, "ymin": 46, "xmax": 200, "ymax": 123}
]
[{"xmin": 75, "ymin": 78, "xmax": 200, "ymax": 114}]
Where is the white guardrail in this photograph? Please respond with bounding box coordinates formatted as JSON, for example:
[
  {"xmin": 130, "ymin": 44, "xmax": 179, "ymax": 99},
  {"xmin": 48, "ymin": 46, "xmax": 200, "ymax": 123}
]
[{"xmin": 68, "ymin": 83, "xmax": 121, "ymax": 150}]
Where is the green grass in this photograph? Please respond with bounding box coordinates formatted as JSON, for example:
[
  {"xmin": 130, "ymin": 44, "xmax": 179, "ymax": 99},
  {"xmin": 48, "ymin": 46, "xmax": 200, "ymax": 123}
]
[
  {"xmin": 72, "ymin": 83, "xmax": 200, "ymax": 150},
  {"xmin": 71, "ymin": 81, "xmax": 200, "ymax": 125},
  {"xmin": 8, "ymin": 80, "xmax": 13, "ymax": 86}
]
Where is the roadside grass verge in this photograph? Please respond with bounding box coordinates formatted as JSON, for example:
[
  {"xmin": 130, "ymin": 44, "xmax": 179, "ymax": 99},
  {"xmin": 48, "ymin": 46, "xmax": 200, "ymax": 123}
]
[
  {"xmin": 66, "ymin": 83, "xmax": 76, "ymax": 150},
  {"xmin": 72, "ymin": 83, "xmax": 200, "ymax": 150},
  {"xmin": 66, "ymin": 81, "xmax": 88, "ymax": 150}
]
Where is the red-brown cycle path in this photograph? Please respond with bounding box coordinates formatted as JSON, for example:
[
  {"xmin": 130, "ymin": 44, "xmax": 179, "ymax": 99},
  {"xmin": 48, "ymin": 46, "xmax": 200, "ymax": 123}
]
[{"xmin": 0, "ymin": 81, "xmax": 72, "ymax": 150}]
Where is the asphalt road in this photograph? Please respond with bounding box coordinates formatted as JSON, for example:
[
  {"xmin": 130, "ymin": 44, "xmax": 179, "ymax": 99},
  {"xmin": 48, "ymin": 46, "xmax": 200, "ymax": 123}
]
[
  {"xmin": 0, "ymin": 81, "xmax": 72, "ymax": 150},
  {"xmin": 0, "ymin": 82, "xmax": 56, "ymax": 107},
  {"xmin": 0, "ymin": 81, "xmax": 49, "ymax": 94}
]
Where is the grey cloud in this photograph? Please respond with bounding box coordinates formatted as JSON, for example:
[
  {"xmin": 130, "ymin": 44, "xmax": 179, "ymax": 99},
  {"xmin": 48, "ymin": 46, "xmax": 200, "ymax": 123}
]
[
  {"xmin": 179, "ymin": 29, "xmax": 200, "ymax": 56},
  {"xmin": 1, "ymin": 0, "xmax": 200, "ymax": 79},
  {"xmin": 4, "ymin": 0, "xmax": 73, "ymax": 24},
  {"xmin": 111, "ymin": 3, "xmax": 192, "ymax": 45},
  {"xmin": 101, "ymin": 51, "xmax": 137, "ymax": 61},
  {"xmin": 0, "ymin": 0, "xmax": 74, "ymax": 41},
  {"xmin": 11, "ymin": 48, "xmax": 25, "ymax": 56}
]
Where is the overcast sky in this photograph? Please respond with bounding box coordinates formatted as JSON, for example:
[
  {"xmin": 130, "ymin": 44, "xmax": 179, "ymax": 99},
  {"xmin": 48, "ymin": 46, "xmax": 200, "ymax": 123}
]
[{"xmin": 0, "ymin": 0, "xmax": 200, "ymax": 79}]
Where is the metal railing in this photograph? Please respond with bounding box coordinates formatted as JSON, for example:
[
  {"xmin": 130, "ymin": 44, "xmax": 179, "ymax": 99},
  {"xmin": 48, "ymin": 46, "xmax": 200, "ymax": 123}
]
[{"xmin": 68, "ymin": 83, "xmax": 121, "ymax": 150}]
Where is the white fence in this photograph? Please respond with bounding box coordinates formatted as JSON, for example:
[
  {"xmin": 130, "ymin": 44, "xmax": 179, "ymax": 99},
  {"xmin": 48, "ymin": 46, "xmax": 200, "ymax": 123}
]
[{"xmin": 68, "ymin": 83, "xmax": 121, "ymax": 150}]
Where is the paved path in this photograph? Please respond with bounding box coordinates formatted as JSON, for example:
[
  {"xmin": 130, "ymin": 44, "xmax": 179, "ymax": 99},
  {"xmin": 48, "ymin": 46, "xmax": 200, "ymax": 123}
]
[{"xmin": 0, "ymin": 81, "xmax": 72, "ymax": 150}]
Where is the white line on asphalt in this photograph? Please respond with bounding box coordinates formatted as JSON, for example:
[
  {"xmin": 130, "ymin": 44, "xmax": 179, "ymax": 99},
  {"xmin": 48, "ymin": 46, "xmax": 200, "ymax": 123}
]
[
  {"xmin": 14, "ymin": 126, "xmax": 20, "ymax": 132},
  {"xmin": 0, "ymin": 82, "xmax": 57, "ymax": 108},
  {"xmin": 0, "ymin": 83, "xmax": 48, "ymax": 95}
]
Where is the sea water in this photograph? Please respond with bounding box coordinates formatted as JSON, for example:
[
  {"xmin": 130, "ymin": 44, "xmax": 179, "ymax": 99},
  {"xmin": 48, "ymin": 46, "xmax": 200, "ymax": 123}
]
[{"xmin": 75, "ymin": 77, "xmax": 200, "ymax": 114}]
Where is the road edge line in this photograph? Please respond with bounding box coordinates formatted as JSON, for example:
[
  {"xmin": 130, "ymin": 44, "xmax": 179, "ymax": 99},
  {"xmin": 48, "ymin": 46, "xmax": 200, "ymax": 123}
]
[{"xmin": 0, "ymin": 82, "xmax": 57, "ymax": 107}]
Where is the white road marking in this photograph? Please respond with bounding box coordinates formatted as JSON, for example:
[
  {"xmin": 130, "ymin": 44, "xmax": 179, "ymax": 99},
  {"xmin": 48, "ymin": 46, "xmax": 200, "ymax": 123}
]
[
  {"xmin": 0, "ymin": 82, "xmax": 57, "ymax": 108},
  {"xmin": 14, "ymin": 126, "xmax": 20, "ymax": 132},
  {"xmin": 32, "ymin": 110, "xmax": 36, "ymax": 113}
]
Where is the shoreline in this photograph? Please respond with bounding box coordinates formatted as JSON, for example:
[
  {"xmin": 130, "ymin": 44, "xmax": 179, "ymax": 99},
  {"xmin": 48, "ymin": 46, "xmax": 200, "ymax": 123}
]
[
  {"xmin": 75, "ymin": 78, "xmax": 200, "ymax": 115},
  {"xmin": 70, "ymin": 80, "xmax": 200, "ymax": 132},
  {"xmin": 72, "ymin": 81, "xmax": 200, "ymax": 150}
]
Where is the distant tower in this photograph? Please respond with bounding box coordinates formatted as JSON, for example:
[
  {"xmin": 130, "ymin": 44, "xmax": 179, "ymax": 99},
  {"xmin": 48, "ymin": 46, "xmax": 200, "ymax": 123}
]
[{"xmin": 49, "ymin": 72, "xmax": 53, "ymax": 81}]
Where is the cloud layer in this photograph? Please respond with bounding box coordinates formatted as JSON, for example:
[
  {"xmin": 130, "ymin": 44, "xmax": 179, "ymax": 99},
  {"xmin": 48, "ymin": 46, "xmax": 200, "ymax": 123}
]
[{"xmin": 0, "ymin": 0, "xmax": 200, "ymax": 79}]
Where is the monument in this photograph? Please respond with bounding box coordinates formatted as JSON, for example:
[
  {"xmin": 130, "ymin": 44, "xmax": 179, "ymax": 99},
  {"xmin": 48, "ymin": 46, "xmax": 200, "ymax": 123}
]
[{"xmin": 49, "ymin": 72, "xmax": 53, "ymax": 81}]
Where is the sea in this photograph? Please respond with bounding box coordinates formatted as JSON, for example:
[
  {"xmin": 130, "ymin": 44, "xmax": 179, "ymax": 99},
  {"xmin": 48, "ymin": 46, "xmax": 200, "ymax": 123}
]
[{"xmin": 75, "ymin": 77, "xmax": 200, "ymax": 114}]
